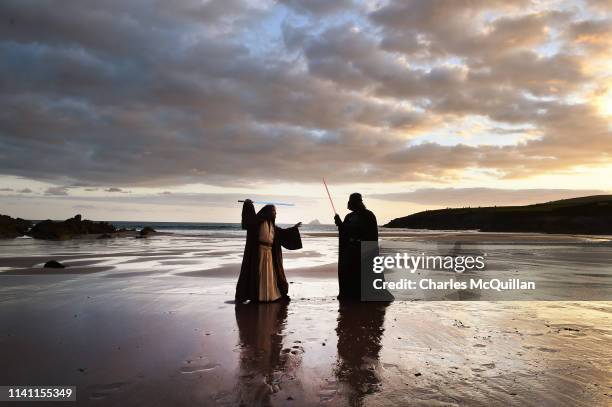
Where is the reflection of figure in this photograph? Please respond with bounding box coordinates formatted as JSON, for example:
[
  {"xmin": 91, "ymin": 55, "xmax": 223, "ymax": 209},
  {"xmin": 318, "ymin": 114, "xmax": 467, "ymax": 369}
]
[
  {"xmin": 334, "ymin": 193, "xmax": 378, "ymax": 299},
  {"xmin": 234, "ymin": 301, "xmax": 290, "ymax": 405},
  {"xmin": 236, "ymin": 200, "xmax": 302, "ymax": 303},
  {"xmin": 335, "ymin": 300, "xmax": 389, "ymax": 406}
]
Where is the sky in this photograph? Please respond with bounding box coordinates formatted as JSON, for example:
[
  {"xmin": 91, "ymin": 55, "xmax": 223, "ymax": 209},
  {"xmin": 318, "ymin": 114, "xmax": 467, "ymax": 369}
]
[{"xmin": 0, "ymin": 0, "xmax": 611, "ymax": 224}]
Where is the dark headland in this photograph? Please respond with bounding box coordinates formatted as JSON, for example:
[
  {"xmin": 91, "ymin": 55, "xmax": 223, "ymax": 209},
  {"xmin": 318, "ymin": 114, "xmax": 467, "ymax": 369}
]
[{"xmin": 384, "ymin": 195, "xmax": 612, "ymax": 235}]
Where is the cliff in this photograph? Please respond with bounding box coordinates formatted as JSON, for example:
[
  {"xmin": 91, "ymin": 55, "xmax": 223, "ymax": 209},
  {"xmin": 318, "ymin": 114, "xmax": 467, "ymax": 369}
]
[{"xmin": 384, "ymin": 195, "xmax": 612, "ymax": 235}]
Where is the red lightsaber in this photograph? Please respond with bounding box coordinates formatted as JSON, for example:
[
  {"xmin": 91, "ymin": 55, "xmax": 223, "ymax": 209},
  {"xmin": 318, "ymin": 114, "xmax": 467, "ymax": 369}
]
[{"xmin": 323, "ymin": 177, "xmax": 337, "ymax": 215}]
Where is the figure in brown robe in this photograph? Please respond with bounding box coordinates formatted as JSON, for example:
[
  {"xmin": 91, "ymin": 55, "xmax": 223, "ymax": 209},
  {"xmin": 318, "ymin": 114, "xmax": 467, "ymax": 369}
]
[{"xmin": 235, "ymin": 200, "xmax": 302, "ymax": 303}]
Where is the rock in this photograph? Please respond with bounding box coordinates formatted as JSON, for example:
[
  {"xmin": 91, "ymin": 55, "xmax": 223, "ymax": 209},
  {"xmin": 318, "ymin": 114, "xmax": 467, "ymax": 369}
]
[
  {"xmin": 44, "ymin": 260, "xmax": 66, "ymax": 268},
  {"xmin": 0, "ymin": 214, "xmax": 32, "ymax": 238},
  {"xmin": 97, "ymin": 233, "xmax": 113, "ymax": 239},
  {"xmin": 139, "ymin": 226, "xmax": 156, "ymax": 236},
  {"xmin": 27, "ymin": 214, "xmax": 116, "ymax": 240},
  {"xmin": 308, "ymin": 219, "xmax": 321, "ymax": 225}
]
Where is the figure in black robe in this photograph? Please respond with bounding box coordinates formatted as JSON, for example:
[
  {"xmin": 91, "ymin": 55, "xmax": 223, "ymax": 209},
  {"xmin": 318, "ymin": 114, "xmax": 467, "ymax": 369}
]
[
  {"xmin": 235, "ymin": 200, "xmax": 302, "ymax": 303},
  {"xmin": 334, "ymin": 193, "xmax": 393, "ymax": 301}
]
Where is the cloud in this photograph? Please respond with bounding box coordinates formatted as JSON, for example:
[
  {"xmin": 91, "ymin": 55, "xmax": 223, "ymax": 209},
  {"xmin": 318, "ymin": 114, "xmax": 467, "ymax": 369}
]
[
  {"xmin": 8, "ymin": 191, "xmax": 317, "ymax": 209},
  {"xmin": 73, "ymin": 204, "xmax": 96, "ymax": 210},
  {"xmin": 44, "ymin": 186, "xmax": 69, "ymax": 196},
  {"xmin": 279, "ymin": 0, "xmax": 354, "ymax": 16},
  {"xmin": 105, "ymin": 187, "xmax": 130, "ymax": 193},
  {"xmin": 0, "ymin": 0, "xmax": 610, "ymax": 188}
]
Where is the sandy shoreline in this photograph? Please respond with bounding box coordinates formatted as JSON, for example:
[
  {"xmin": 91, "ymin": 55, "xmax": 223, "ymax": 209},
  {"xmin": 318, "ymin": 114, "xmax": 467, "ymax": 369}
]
[
  {"xmin": 306, "ymin": 230, "xmax": 612, "ymax": 243},
  {"xmin": 0, "ymin": 233, "xmax": 611, "ymax": 406},
  {"xmin": 0, "ymin": 276, "xmax": 610, "ymax": 406}
]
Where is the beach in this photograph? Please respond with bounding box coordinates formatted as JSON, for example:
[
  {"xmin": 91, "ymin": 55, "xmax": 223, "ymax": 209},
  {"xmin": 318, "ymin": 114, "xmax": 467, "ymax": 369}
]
[{"xmin": 1, "ymin": 227, "xmax": 611, "ymax": 406}]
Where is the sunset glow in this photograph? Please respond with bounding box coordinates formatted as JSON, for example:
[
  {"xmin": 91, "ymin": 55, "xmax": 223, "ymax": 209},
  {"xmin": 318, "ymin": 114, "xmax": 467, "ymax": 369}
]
[{"xmin": 0, "ymin": 0, "xmax": 611, "ymax": 223}]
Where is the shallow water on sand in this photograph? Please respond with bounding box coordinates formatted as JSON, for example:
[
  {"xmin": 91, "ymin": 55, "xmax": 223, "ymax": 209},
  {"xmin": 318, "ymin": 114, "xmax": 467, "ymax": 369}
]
[
  {"xmin": 0, "ymin": 232, "xmax": 611, "ymax": 406},
  {"xmin": 0, "ymin": 282, "xmax": 610, "ymax": 406},
  {"xmin": 0, "ymin": 233, "xmax": 339, "ymax": 273}
]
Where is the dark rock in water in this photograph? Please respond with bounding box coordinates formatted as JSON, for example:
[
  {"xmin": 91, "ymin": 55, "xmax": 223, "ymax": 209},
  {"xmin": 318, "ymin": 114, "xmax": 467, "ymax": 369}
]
[
  {"xmin": 97, "ymin": 233, "xmax": 113, "ymax": 239},
  {"xmin": 0, "ymin": 214, "xmax": 32, "ymax": 238},
  {"xmin": 139, "ymin": 226, "xmax": 156, "ymax": 236},
  {"xmin": 44, "ymin": 260, "xmax": 66, "ymax": 269},
  {"xmin": 27, "ymin": 214, "xmax": 116, "ymax": 240}
]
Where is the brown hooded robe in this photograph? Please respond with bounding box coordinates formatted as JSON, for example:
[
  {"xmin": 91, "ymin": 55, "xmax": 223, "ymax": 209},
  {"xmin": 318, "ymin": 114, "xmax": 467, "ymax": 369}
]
[{"xmin": 235, "ymin": 201, "xmax": 302, "ymax": 302}]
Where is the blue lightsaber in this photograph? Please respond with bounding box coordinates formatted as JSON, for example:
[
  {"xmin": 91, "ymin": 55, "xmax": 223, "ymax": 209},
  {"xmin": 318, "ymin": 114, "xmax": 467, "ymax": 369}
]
[{"xmin": 238, "ymin": 200, "xmax": 295, "ymax": 207}]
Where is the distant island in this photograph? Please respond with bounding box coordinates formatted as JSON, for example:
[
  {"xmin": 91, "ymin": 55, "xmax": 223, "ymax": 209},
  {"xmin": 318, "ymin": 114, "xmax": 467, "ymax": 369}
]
[
  {"xmin": 308, "ymin": 219, "xmax": 321, "ymax": 225},
  {"xmin": 384, "ymin": 195, "xmax": 612, "ymax": 235}
]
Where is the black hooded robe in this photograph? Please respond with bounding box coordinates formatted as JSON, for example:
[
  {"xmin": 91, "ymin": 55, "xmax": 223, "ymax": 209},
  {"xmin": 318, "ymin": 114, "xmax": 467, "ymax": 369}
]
[
  {"xmin": 337, "ymin": 208, "xmax": 393, "ymax": 301},
  {"xmin": 336, "ymin": 208, "xmax": 378, "ymax": 299},
  {"xmin": 235, "ymin": 201, "xmax": 302, "ymax": 303}
]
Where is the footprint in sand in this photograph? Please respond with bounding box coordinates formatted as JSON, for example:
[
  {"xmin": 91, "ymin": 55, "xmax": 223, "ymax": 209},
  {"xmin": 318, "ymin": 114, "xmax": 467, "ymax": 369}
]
[
  {"xmin": 290, "ymin": 342, "xmax": 305, "ymax": 355},
  {"xmin": 180, "ymin": 362, "xmax": 220, "ymax": 374},
  {"xmin": 537, "ymin": 347, "xmax": 560, "ymax": 353},
  {"xmin": 318, "ymin": 379, "xmax": 338, "ymax": 403},
  {"xmin": 88, "ymin": 382, "xmax": 128, "ymax": 400}
]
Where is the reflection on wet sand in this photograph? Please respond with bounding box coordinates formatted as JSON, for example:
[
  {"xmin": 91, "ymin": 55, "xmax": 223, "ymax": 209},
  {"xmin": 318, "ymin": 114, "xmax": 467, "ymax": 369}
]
[
  {"xmin": 335, "ymin": 300, "xmax": 389, "ymax": 406},
  {"xmin": 235, "ymin": 299, "xmax": 298, "ymax": 406}
]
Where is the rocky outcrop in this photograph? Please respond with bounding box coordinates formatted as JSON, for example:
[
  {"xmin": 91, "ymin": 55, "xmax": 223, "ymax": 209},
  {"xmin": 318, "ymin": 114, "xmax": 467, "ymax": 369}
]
[
  {"xmin": 139, "ymin": 226, "xmax": 156, "ymax": 236},
  {"xmin": 27, "ymin": 214, "xmax": 116, "ymax": 240},
  {"xmin": 44, "ymin": 260, "xmax": 66, "ymax": 268},
  {"xmin": 385, "ymin": 195, "xmax": 612, "ymax": 235},
  {"xmin": 0, "ymin": 214, "xmax": 32, "ymax": 238}
]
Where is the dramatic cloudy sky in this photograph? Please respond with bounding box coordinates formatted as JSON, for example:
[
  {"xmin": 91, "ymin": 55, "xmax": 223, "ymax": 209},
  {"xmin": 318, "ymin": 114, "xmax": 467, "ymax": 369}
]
[{"xmin": 0, "ymin": 0, "xmax": 611, "ymax": 223}]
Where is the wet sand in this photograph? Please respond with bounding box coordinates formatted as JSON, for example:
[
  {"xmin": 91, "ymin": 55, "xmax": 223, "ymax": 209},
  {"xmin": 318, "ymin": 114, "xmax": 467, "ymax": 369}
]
[
  {"xmin": 0, "ymin": 234, "xmax": 611, "ymax": 406},
  {"xmin": 306, "ymin": 230, "xmax": 612, "ymax": 243}
]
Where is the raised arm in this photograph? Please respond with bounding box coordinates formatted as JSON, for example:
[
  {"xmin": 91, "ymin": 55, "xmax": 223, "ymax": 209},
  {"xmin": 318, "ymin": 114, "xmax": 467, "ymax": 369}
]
[
  {"xmin": 334, "ymin": 214, "xmax": 343, "ymax": 229},
  {"xmin": 241, "ymin": 199, "xmax": 258, "ymax": 230},
  {"xmin": 276, "ymin": 222, "xmax": 302, "ymax": 250}
]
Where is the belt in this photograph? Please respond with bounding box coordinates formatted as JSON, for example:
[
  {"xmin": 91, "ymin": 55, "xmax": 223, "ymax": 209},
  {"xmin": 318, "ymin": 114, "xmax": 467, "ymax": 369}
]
[{"xmin": 259, "ymin": 241, "xmax": 273, "ymax": 247}]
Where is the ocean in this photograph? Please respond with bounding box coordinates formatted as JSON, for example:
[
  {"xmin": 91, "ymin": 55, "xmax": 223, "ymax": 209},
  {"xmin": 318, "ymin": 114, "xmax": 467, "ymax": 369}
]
[
  {"xmin": 0, "ymin": 221, "xmax": 342, "ymax": 270},
  {"xmin": 110, "ymin": 221, "xmax": 338, "ymax": 237}
]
